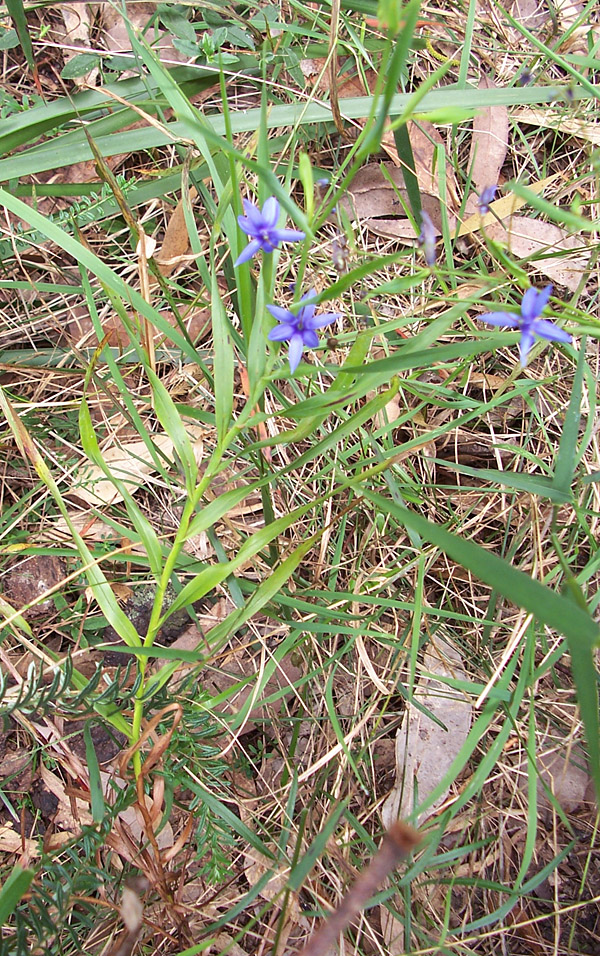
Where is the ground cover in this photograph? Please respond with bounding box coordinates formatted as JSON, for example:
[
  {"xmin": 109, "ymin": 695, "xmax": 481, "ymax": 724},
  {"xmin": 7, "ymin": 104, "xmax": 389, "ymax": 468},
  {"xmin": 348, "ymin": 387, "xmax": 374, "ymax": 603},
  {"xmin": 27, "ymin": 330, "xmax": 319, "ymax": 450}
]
[{"xmin": 0, "ymin": 1, "xmax": 598, "ymax": 954}]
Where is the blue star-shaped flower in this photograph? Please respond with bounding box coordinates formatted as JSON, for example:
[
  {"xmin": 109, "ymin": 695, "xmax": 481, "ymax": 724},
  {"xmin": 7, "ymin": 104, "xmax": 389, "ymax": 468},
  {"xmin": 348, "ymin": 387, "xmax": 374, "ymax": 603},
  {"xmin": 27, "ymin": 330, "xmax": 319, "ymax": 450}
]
[
  {"xmin": 480, "ymin": 285, "xmax": 571, "ymax": 366},
  {"xmin": 234, "ymin": 196, "xmax": 305, "ymax": 266},
  {"xmin": 267, "ymin": 290, "xmax": 341, "ymax": 373}
]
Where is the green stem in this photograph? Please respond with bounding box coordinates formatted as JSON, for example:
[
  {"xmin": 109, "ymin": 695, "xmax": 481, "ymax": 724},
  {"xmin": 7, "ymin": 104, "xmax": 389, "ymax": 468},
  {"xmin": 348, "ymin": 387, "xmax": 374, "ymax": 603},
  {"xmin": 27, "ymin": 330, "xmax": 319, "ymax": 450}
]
[
  {"xmin": 129, "ymin": 376, "xmax": 272, "ymax": 775},
  {"xmin": 130, "ymin": 447, "xmax": 222, "ymax": 775}
]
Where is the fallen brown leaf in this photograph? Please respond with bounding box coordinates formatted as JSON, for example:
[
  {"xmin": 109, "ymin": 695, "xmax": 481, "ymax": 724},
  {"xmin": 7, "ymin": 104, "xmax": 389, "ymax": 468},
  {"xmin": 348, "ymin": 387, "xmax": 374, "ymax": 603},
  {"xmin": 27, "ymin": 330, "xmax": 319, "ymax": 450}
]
[
  {"xmin": 457, "ymin": 173, "xmax": 561, "ymax": 236},
  {"xmin": 514, "ymin": 107, "xmax": 600, "ymax": 146},
  {"xmin": 464, "ymin": 77, "xmax": 509, "ymax": 217},
  {"xmin": 65, "ymin": 303, "xmax": 211, "ymax": 349},
  {"xmin": 373, "ymin": 392, "xmax": 402, "ymax": 429},
  {"xmin": 342, "ymin": 162, "xmax": 456, "ymax": 240},
  {"xmin": 486, "ymin": 216, "xmax": 590, "ymax": 291},
  {"xmin": 553, "ymin": 0, "xmax": 591, "ymax": 54},
  {"xmin": 516, "ymin": 741, "xmax": 591, "ymax": 813},
  {"xmin": 381, "ymin": 639, "xmax": 472, "ymax": 828},
  {"xmin": 153, "ymin": 187, "xmax": 199, "ymax": 278},
  {"xmin": 58, "ymin": 3, "xmax": 97, "ymax": 86},
  {"xmin": 408, "ymin": 120, "xmax": 459, "ymax": 206},
  {"xmin": 299, "ymin": 58, "xmax": 399, "ymax": 163},
  {"xmin": 510, "ymin": 0, "xmax": 548, "ymax": 32},
  {"xmin": 100, "ymin": 2, "xmax": 190, "ymax": 65},
  {"xmin": 73, "ymin": 426, "xmax": 205, "ymax": 506},
  {"xmin": 380, "ymin": 641, "xmax": 471, "ymax": 952}
]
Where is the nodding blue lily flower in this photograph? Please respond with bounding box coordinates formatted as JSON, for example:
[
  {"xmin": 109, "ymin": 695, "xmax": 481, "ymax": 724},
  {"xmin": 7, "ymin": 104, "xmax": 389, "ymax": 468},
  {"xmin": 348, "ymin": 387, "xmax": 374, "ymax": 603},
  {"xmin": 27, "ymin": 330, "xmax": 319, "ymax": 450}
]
[
  {"xmin": 418, "ymin": 210, "xmax": 437, "ymax": 267},
  {"xmin": 234, "ymin": 197, "xmax": 305, "ymax": 266},
  {"xmin": 267, "ymin": 290, "xmax": 341, "ymax": 373},
  {"xmin": 480, "ymin": 285, "xmax": 571, "ymax": 366},
  {"xmin": 477, "ymin": 184, "xmax": 497, "ymax": 215}
]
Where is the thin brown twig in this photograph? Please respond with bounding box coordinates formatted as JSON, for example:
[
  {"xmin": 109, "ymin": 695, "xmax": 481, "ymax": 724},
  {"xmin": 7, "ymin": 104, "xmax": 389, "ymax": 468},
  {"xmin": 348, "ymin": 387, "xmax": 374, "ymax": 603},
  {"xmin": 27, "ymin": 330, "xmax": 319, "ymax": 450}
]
[{"xmin": 294, "ymin": 821, "xmax": 421, "ymax": 956}]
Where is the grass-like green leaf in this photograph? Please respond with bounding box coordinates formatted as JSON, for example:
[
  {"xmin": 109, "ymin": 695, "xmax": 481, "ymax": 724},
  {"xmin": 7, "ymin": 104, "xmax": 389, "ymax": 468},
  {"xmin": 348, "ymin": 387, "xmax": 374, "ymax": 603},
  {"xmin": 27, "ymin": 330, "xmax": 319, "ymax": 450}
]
[
  {"xmin": 552, "ymin": 336, "xmax": 586, "ymax": 494},
  {"xmin": 5, "ymin": 0, "xmax": 34, "ymax": 73},
  {"xmin": 0, "ymin": 866, "xmax": 35, "ymax": 926},
  {"xmin": 83, "ymin": 722, "xmax": 105, "ymax": 823}
]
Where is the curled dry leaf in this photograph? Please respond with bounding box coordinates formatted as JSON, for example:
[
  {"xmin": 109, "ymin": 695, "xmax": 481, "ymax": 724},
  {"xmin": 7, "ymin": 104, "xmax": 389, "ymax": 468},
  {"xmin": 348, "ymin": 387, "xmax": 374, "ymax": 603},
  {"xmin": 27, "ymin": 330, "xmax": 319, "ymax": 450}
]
[
  {"xmin": 464, "ymin": 77, "xmax": 508, "ymax": 217},
  {"xmin": 153, "ymin": 187, "xmax": 198, "ymax": 278},
  {"xmin": 486, "ymin": 216, "xmax": 590, "ymax": 292}
]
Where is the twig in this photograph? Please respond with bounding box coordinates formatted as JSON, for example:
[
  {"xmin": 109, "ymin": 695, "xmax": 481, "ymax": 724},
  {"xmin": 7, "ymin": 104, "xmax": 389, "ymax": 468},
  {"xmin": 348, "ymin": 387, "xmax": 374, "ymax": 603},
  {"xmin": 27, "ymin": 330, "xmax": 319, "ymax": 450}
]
[{"xmin": 294, "ymin": 821, "xmax": 421, "ymax": 956}]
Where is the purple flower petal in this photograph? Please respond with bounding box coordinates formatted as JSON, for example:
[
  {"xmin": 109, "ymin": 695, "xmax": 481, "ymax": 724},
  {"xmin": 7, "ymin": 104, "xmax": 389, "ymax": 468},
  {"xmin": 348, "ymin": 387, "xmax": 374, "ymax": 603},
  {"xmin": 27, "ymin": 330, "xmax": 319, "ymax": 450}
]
[
  {"xmin": 303, "ymin": 329, "xmax": 319, "ymax": 348},
  {"xmin": 273, "ymin": 228, "xmax": 305, "ymax": 243},
  {"xmin": 480, "ymin": 311, "xmax": 520, "ymax": 328},
  {"xmin": 288, "ymin": 333, "xmax": 305, "ymax": 373},
  {"xmin": 520, "ymin": 287, "xmax": 539, "ymax": 322},
  {"xmin": 304, "ymin": 311, "xmax": 341, "ymax": 331},
  {"xmin": 267, "ymin": 305, "xmax": 293, "ymax": 323},
  {"xmin": 521, "ymin": 285, "xmax": 552, "ymax": 322},
  {"xmin": 268, "ymin": 323, "xmax": 296, "ymax": 342},
  {"xmin": 418, "ymin": 210, "xmax": 437, "ymax": 266},
  {"xmin": 519, "ymin": 329, "xmax": 535, "ymax": 366},
  {"xmin": 262, "ymin": 196, "xmax": 280, "ymax": 227},
  {"xmin": 478, "ymin": 284, "xmax": 570, "ymax": 368},
  {"xmin": 235, "ymin": 196, "xmax": 305, "ymax": 264},
  {"xmin": 297, "ymin": 303, "xmax": 316, "ymax": 325},
  {"xmin": 536, "ymin": 284, "xmax": 553, "ymax": 311},
  {"xmin": 533, "ymin": 319, "xmax": 571, "ymax": 344},
  {"xmin": 234, "ymin": 238, "xmax": 262, "ymax": 266},
  {"xmin": 242, "ymin": 199, "xmax": 265, "ymax": 229},
  {"xmin": 268, "ymin": 288, "xmax": 343, "ymax": 373},
  {"xmin": 237, "ymin": 215, "xmax": 255, "ymax": 236}
]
